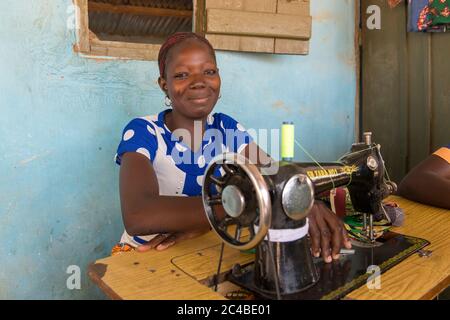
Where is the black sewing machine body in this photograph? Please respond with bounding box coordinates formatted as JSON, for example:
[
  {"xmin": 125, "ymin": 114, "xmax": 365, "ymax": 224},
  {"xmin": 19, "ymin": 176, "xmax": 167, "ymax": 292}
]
[{"xmin": 201, "ymin": 136, "xmax": 429, "ymax": 300}]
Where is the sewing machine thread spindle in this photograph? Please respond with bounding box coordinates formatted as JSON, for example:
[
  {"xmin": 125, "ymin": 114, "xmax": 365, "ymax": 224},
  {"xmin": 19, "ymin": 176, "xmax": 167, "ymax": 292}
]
[{"xmin": 281, "ymin": 122, "xmax": 294, "ymax": 161}]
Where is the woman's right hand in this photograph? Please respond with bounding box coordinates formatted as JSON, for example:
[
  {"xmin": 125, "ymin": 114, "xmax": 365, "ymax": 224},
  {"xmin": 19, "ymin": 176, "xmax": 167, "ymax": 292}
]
[{"xmin": 136, "ymin": 227, "xmax": 211, "ymax": 252}]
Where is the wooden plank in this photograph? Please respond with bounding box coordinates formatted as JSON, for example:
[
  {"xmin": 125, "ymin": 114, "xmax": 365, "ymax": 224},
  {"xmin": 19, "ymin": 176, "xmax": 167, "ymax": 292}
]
[
  {"xmin": 205, "ymin": 0, "xmax": 311, "ymax": 54},
  {"xmin": 277, "ymin": 0, "xmax": 310, "ymax": 16},
  {"xmin": 89, "ymin": 44, "xmax": 108, "ymax": 56},
  {"xmin": 206, "ymin": 8, "xmax": 311, "ymax": 39},
  {"xmin": 274, "ymin": 0, "xmax": 311, "ymax": 55},
  {"xmin": 89, "ymin": 38, "xmax": 160, "ymax": 61},
  {"xmin": 207, "ymin": 0, "xmax": 276, "ymax": 12},
  {"xmin": 104, "ymin": 47, "xmax": 158, "ymax": 61},
  {"xmin": 205, "ymin": 0, "xmax": 276, "ymax": 53},
  {"xmin": 74, "ymin": 0, "xmax": 90, "ymax": 53},
  {"xmin": 206, "ymin": 34, "xmax": 274, "ymax": 53},
  {"xmin": 88, "ymin": 2, "xmax": 193, "ymax": 18},
  {"xmin": 193, "ymin": 0, "xmax": 206, "ymax": 33},
  {"xmin": 90, "ymin": 37, "xmax": 159, "ymax": 50},
  {"xmin": 274, "ymin": 38, "xmax": 309, "ymax": 55}
]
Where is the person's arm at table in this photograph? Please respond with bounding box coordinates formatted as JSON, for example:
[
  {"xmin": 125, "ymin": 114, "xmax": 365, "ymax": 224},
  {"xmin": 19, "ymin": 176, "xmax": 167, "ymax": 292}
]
[
  {"xmin": 120, "ymin": 152, "xmax": 228, "ymax": 251},
  {"xmin": 398, "ymin": 153, "xmax": 450, "ymax": 209}
]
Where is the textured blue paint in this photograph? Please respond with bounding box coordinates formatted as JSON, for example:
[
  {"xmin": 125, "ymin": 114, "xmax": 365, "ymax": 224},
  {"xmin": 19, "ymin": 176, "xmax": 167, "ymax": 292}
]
[{"xmin": 0, "ymin": 0, "xmax": 355, "ymax": 299}]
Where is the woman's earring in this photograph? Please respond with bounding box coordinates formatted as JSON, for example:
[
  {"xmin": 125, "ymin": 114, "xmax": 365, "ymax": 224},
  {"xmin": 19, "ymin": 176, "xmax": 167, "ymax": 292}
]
[
  {"xmin": 218, "ymin": 94, "xmax": 222, "ymax": 99},
  {"xmin": 165, "ymin": 95, "xmax": 172, "ymax": 107}
]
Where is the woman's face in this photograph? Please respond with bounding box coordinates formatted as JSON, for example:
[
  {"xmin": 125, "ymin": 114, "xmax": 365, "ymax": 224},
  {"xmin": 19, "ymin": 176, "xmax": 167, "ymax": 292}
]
[{"xmin": 159, "ymin": 39, "xmax": 221, "ymax": 120}]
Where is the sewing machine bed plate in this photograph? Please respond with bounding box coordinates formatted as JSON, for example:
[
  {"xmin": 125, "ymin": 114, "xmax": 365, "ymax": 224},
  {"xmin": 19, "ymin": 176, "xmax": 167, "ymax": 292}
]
[{"xmin": 228, "ymin": 232, "xmax": 429, "ymax": 300}]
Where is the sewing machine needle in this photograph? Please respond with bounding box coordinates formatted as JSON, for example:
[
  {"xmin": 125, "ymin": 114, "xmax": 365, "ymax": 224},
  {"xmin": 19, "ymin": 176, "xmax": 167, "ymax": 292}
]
[{"xmin": 369, "ymin": 214, "xmax": 374, "ymax": 242}]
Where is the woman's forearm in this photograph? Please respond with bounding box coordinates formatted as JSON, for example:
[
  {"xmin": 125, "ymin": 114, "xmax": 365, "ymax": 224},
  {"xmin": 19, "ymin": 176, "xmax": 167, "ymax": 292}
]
[
  {"xmin": 123, "ymin": 196, "xmax": 224, "ymax": 236},
  {"xmin": 123, "ymin": 196, "xmax": 207, "ymax": 235}
]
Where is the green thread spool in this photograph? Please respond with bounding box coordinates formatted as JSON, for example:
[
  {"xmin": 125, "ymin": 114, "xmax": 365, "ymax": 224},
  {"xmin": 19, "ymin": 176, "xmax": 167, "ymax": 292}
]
[{"xmin": 281, "ymin": 121, "xmax": 294, "ymax": 161}]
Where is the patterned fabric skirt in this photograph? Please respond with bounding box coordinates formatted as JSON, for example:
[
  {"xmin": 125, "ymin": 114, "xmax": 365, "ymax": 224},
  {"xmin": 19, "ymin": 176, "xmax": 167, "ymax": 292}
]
[{"xmin": 111, "ymin": 243, "xmax": 135, "ymax": 256}]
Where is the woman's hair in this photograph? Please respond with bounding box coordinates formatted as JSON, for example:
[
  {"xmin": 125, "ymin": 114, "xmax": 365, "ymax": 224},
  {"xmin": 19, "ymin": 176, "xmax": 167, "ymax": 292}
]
[{"xmin": 158, "ymin": 32, "xmax": 216, "ymax": 79}]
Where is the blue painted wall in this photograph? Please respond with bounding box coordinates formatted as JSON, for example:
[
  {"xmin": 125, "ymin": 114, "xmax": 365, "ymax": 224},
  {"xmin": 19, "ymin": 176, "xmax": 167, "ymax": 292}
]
[{"xmin": 0, "ymin": 0, "xmax": 356, "ymax": 299}]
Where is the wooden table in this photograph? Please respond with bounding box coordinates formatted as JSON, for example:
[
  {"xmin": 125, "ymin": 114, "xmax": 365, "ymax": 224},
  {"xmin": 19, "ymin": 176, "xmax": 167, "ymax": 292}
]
[{"xmin": 88, "ymin": 196, "xmax": 449, "ymax": 300}]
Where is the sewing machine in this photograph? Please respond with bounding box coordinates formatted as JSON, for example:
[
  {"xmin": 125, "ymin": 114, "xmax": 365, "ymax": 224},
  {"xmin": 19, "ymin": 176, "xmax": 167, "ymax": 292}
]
[{"xmin": 201, "ymin": 133, "xmax": 429, "ymax": 300}]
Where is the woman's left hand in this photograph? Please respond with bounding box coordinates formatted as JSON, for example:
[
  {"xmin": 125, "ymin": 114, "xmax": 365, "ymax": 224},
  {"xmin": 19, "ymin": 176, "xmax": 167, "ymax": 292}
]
[{"xmin": 136, "ymin": 228, "xmax": 211, "ymax": 252}]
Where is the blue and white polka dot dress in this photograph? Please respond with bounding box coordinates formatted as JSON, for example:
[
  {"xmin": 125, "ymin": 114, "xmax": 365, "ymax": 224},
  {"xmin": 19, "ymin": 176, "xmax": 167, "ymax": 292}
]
[{"xmin": 115, "ymin": 108, "xmax": 253, "ymax": 246}]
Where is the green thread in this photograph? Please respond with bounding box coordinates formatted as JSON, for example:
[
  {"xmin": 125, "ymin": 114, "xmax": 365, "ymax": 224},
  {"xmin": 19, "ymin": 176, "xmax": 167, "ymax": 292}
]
[{"xmin": 294, "ymin": 139, "xmax": 336, "ymax": 190}]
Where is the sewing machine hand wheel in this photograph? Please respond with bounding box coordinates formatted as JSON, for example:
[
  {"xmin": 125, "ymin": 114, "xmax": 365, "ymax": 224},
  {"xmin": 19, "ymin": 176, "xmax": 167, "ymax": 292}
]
[{"xmin": 202, "ymin": 153, "xmax": 272, "ymax": 251}]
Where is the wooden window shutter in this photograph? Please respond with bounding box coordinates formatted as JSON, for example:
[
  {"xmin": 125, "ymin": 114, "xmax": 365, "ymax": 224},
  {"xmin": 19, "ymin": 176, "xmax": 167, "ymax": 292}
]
[{"xmin": 194, "ymin": 0, "xmax": 311, "ymax": 55}]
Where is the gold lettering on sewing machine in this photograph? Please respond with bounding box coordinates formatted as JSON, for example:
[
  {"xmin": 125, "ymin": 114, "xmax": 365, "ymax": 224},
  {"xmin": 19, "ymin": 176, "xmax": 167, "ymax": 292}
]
[
  {"xmin": 306, "ymin": 166, "xmax": 357, "ymax": 178},
  {"xmin": 342, "ymin": 165, "xmax": 358, "ymax": 175},
  {"xmin": 307, "ymin": 168, "xmax": 338, "ymax": 178}
]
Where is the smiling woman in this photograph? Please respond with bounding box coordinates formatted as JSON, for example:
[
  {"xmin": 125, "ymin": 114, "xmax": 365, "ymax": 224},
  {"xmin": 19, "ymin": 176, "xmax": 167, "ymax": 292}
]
[
  {"xmin": 112, "ymin": 32, "xmax": 262, "ymax": 253},
  {"xmin": 157, "ymin": 33, "xmax": 221, "ymax": 123},
  {"xmin": 112, "ymin": 32, "xmax": 350, "ymax": 263}
]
